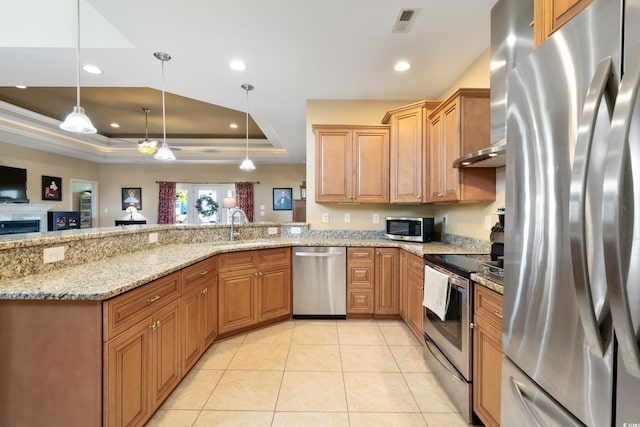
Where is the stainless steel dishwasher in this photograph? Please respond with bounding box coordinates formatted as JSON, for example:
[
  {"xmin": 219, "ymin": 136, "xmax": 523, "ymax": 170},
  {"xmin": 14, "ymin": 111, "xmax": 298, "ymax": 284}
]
[{"xmin": 292, "ymin": 246, "xmax": 346, "ymax": 318}]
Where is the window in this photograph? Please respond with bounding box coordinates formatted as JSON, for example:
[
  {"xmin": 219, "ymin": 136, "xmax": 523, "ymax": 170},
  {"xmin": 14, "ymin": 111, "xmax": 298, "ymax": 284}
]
[{"xmin": 175, "ymin": 183, "xmax": 235, "ymax": 225}]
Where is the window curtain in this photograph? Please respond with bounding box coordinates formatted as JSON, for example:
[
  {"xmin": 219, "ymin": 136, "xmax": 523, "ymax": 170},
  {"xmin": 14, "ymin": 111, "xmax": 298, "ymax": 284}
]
[
  {"xmin": 235, "ymin": 182, "xmax": 254, "ymax": 222},
  {"xmin": 157, "ymin": 181, "xmax": 176, "ymax": 224}
]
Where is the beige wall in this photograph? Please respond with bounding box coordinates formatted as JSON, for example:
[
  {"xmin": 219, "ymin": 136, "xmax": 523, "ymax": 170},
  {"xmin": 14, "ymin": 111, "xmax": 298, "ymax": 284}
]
[
  {"xmin": 98, "ymin": 163, "xmax": 305, "ymax": 226},
  {"xmin": 1, "ymin": 140, "xmax": 305, "ymax": 227},
  {"xmin": 305, "ymin": 48, "xmax": 503, "ymax": 241},
  {"xmin": 0, "ymin": 141, "xmax": 100, "ymax": 211},
  {"xmin": 306, "ymin": 100, "xmax": 438, "ymax": 231}
]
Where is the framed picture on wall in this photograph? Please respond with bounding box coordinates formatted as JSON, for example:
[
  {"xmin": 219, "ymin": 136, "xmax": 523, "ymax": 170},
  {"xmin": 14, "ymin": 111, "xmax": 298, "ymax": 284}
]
[
  {"xmin": 42, "ymin": 175, "xmax": 62, "ymax": 201},
  {"xmin": 122, "ymin": 187, "xmax": 142, "ymax": 210},
  {"xmin": 273, "ymin": 187, "xmax": 292, "ymax": 211}
]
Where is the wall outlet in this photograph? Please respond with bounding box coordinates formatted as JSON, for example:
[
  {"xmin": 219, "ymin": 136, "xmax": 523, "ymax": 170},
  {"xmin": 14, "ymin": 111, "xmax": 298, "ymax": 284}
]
[
  {"xmin": 268, "ymin": 227, "xmax": 278, "ymax": 235},
  {"xmin": 260, "ymin": 205, "xmax": 265, "ymax": 210},
  {"xmin": 322, "ymin": 213, "xmax": 329, "ymax": 223},
  {"xmin": 148, "ymin": 232, "xmax": 158, "ymax": 243},
  {"xmin": 104, "ymin": 208, "xmax": 109, "ymax": 214},
  {"xmin": 43, "ymin": 246, "xmax": 65, "ymax": 264},
  {"xmin": 260, "ymin": 211, "xmax": 265, "ymax": 216},
  {"xmin": 344, "ymin": 213, "xmax": 351, "ymax": 223},
  {"xmin": 373, "ymin": 213, "xmax": 380, "ymax": 224},
  {"xmin": 291, "ymin": 226, "xmax": 302, "ymax": 235}
]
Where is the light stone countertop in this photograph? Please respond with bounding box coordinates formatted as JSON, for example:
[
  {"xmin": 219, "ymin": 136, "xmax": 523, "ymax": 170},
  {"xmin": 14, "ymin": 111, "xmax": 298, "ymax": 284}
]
[
  {"xmin": 471, "ymin": 273, "xmax": 504, "ymax": 295},
  {"xmin": 0, "ymin": 237, "xmax": 487, "ymax": 301}
]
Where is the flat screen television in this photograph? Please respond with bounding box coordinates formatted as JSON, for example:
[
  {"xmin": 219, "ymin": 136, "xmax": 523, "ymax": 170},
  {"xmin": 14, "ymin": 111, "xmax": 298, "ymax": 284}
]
[{"xmin": 0, "ymin": 165, "xmax": 29, "ymax": 203}]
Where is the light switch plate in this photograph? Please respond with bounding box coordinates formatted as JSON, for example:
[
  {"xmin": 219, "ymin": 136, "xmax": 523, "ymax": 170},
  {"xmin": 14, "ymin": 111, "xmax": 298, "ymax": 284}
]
[
  {"xmin": 268, "ymin": 227, "xmax": 278, "ymax": 235},
  {"xmin": 322, "ymin": 213, "xmax": 329, "ymax": 223},
  {"xmin": 291, "ymin": 227, "xmax": 302, "ymax": 235},
  {"xmin": 43, "ymin": 246, "xmax": 65, "ymax": 263},
  {"xmin": 344, "ymin": 213, "xmax": 351, "ymax": 223},
  {"xmin": 148, "ymin": 232, "xmax": 158, "ymax": 243},
  {"xmin": 373, "ymin": 213, "xmax": 380, "ymax": 224}
]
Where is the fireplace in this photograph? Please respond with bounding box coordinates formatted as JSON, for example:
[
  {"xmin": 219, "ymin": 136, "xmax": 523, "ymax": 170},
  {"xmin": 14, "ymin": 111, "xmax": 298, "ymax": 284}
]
[
  {"xmin": 0, "ymin": 220, "xmax": 40, "ymax": 235},
  {"xmin": 0, "ymin": 204, "xmax": 50, "ymax": 234}
]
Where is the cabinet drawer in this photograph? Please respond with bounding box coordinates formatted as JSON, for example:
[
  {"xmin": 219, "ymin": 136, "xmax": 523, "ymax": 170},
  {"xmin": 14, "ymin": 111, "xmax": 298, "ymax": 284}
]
[
  {"xmin": 348, "ymin": 264, "xmax": 373, "ymax": 289},
  {"xmin": 256, "ymin": 247, "xmax": 290, "ymax": 267},
  {"xmin": 407, "ymin": 253, "xmax": 424, "ymax": 277},
  {"xmin": 348, "ymin": 247, "xmax": 374, "ymax": 262},
  {"xmin": 474, "ymin": 285, "xmax": 503, "ymax": 329},
  {"xmin": 348, "ymin": 290, "xmax": 374, "ymax": 314},
  {"xmin": 182, "ymin": 257, "xmax": 217, "ymax": 291},
  {"xmin": 219, "ymin": 250, "xmax": 257, "ymax": 272},
  {"xmin": 104, "ymin": 272, "xmax": 181, "ymax": 341}
]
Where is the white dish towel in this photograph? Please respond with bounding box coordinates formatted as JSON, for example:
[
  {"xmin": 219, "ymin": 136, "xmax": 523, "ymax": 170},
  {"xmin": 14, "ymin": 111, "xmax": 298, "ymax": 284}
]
[{"xmin": 423, "ymin": 265, "xmax": 451, "ymax": 321}]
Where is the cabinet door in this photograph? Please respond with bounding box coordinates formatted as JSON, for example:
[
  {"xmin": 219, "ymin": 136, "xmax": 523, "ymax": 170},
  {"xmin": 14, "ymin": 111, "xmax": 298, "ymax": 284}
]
[
  {"xmin": 399, "ymin": 250, "xmax": 408, "ymax": 320},
  {"xmin": 150, "ymin": 300, "xmax": 181, "ymax": 410},
  {"xmin": 534, "ymin": 0, "xmax": 592, "ymax": 47},
  {"xmin": 390, "ymin": 107, "xmax": 423, "ymax": 203},
  {"xmin": 315, "ymin": 128, "xmax": 351, "ymax": 202},
  {"xmin": 374, "ymin": 248, "xmax": 400, "ymax": 315},
  {"xmin": 473, "ymin": 318, "xmax": 503, "ymax": 427},
  {"xmin": 442, "ymin": 99, "xmax": 461, "ymax": 201},
  {"xmin": 104, "ymin": 318, "xmax": 151, "ymax": 427},
  {"xmin": 182, "ymin": 285, "xmax": 203, "ymax": 373},
  {"xmin": 352, "ymin": 128, "xmax": 389, "ymax": 203},
  {"xmin": 218, "ymin": 270, "xmax": 258, "ymax": 335},
  {"xmin": 257, "ymin": 265, "xmax": 291, "ymax": 322},
  {"xmin": 427, "ymin": 112, "xmax": 444, "ymax": 202},
  {"xmin": 406, "ymin": 254, "xmax": 425, "ymax": 341},
  {"xmin": 203, "ymin": 277, "xmax": 218, "ymax": 347}
]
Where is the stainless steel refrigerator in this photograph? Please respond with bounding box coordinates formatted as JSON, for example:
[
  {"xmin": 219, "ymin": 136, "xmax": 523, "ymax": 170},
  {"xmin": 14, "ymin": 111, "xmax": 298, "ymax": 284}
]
[{"xmin": 503, "ymin": 0, "xmax": 640, "ymax": 425}]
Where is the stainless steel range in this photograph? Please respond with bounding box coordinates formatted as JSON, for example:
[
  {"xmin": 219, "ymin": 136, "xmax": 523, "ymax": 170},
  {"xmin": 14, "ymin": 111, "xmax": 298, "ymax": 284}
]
[{"xmin": 422, "ymin": 253, "xmax": 488, "ymax": 423}]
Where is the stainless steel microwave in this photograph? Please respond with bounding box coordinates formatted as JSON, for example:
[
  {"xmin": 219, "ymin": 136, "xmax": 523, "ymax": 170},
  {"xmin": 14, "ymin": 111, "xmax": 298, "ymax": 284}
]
[{"xmin": 385, "ymin": 217, "xmax": 434, "ymax": 243}]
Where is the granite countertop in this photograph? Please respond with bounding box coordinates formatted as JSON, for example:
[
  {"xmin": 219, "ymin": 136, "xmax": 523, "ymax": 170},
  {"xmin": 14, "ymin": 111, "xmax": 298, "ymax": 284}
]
[
  {"xmin": 471, "ymin": 272, "xmax": 504, "ymax": 295},
  {"xmin": 0, "ymin": 237, "xmax": 486, "ymax": 301}
]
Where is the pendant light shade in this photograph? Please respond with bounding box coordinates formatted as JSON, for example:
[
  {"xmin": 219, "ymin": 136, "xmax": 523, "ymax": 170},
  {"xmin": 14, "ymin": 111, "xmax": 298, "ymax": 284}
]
[
  {"xmin": 60, "ymin": 0, "xmax": 96, "ymax": 134},
  {"xmin": 239, "ymin": 83, "xmax": 256, "ymax": 171},
  {"xmin": 138, "ymin": 108, "xmax": 158, "ymax": 154},
  {"xmin": 153, "ymin": 52, "xmax": 175, "ymax": 161}
]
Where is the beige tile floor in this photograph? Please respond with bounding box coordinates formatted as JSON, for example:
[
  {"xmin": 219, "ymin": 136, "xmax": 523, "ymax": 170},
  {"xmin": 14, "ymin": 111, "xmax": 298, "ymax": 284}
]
[{"xmin": 146, "ymin": 319, "xmax": 470, "ymax": 427}]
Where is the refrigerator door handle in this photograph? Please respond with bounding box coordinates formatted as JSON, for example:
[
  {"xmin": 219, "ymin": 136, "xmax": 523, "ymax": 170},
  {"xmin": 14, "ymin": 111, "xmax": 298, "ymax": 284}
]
[
  {"xmin": 569, "ymin": 56, "xmax": 617, "ymax": 357},
  {"xmin": 603, "ymin": 41, "xmax": 640, "ymax": 378}
]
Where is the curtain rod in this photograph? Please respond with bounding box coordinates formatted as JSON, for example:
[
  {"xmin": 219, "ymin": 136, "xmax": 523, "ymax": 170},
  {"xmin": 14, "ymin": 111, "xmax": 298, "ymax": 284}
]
[{"xmin": 156, "ymin": 181, "xmax": 260, "ymax": 184}]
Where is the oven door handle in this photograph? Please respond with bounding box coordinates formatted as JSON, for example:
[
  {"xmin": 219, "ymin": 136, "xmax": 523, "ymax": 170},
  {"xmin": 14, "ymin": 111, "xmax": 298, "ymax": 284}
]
[{"xmin": 424, "ymin": 336, "xmax": 466, "ymax": 383}]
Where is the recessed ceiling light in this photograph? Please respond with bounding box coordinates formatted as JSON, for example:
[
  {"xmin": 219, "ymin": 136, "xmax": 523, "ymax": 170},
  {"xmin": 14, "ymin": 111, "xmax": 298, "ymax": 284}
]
[
  {"xmin": 110, "ymin": 123, "xmax": 120, "ymax": 128},
  {"xmin": 229, "ymin": 60, "xmax": 246, "ymax": 71},
  {"xmin": 394, "ymin": 61, "xmax": 411, "ymax": 72},
  {"xmin": 15, "ymin": 85, "xmax": 27, "ymax": 89},
  {"xmin": 229, "ymin": 123, "xmax": 238, "ymax": 129},
  {"xmin": 82, "ymin": 65, "xmax": 103, "ymax": 75}
]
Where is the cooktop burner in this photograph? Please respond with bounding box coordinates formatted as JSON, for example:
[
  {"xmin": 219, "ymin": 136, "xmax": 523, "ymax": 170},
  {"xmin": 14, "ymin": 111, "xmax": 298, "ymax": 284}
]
[{"xmin": 423, "ymin": 253, "xmax": 491, "ymax": 278}]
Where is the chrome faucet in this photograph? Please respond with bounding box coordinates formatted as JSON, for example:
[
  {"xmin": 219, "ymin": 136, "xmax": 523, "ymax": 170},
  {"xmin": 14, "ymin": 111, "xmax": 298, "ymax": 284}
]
[{"xmin": 229, "ymin": 209, "xmax": 248, "ymax": 241}]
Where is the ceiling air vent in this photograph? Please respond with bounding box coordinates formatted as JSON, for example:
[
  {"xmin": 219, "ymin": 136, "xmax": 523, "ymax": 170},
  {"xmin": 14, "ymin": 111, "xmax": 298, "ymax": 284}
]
[{"xmin": 392, "ymin": 8, "xmax": 420, "ymax": 33}]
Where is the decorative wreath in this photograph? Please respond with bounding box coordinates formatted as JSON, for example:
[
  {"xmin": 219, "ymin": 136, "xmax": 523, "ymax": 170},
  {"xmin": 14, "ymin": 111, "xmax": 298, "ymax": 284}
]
[{"xmin": 195, "ymin": 196, "xmax": 218, "ymax": 217}]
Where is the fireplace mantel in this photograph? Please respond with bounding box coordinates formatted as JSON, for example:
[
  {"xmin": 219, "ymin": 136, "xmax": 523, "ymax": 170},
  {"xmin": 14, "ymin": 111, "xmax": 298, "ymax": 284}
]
[{"xmin": 0, "ymin": 204, "xmax": 51, "ymax": 232}]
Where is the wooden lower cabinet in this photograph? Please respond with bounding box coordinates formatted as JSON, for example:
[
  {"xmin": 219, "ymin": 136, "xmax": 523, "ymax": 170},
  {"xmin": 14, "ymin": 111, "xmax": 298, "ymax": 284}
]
[
  {"xmin": 104, "ymin": 298, "xmax": 181, "ymax": 427},
  {"xmin": 347, "ymin": 248, "xmax": 375, "ymax": 315},
  {"xmin": 405, "ymin": 253, "xmax": 425, "ymax": 341},
  {"xmin": 473, "ymin": 285, "xmax": 504, "ymax": 427},
  {"xmin": 218, "ymin": 248, "xmax": 291, "ymax": 336},
  {"xmin": 374, "ymin": 248, "xmax": 400, "ymax": 316},
  {"xmin": 399, "ymin": 250, "xmax": 408, "ymax": 320}
]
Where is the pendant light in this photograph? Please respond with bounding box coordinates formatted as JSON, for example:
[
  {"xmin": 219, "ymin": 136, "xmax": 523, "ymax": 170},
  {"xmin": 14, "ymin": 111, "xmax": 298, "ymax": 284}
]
[
  {"xmin": 239, "ymin": 83, "xmax": 256, "ymax": 171},
  {"xmin": 153, "ymin": 52, "xmax": 175, "ymax": 161},
  {"xmin": 59, "ymin": 0, "xmax": 96, "ymax": 134},
  {"xmin": 138, "ymin": 108, "xmax": 158, "ymax": 154}
]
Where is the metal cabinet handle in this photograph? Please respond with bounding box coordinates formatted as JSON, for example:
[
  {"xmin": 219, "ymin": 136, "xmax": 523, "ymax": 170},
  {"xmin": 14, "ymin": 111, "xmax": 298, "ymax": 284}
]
[
  {"xmin": 569, "ymin": 56, "xmax": 617, "ymax": 358},
  {"xmin": 603, "ymin": 41, "xmax": 640, "ymax": 378},
  {"xmin": 201, "ymin": 288, "xmax": 208, "ymax": 295},
  {"xmin": 200, "ymin": 271, "xmax": 208, "ymax": 275},
  {"xmin": 494, "ymin": 310, "xmax": 503, "ymax": 319},
  {"xmin": 149, "ymin": 320, "xmax": 160, "ymax": 330},
  {"xmin": 147, "ymin": 295, "xmax": 160, "ymax": 303}
]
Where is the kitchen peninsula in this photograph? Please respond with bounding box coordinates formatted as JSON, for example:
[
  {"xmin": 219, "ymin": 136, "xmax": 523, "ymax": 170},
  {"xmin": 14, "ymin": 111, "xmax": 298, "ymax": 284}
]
[{"xmin": 0, "ymin": 223, "xmax": 489, "ymax": 427}]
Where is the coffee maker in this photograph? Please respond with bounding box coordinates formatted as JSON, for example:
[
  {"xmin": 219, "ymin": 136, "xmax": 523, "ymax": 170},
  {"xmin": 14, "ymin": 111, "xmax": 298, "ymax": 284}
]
[{"xmin": 490, "ymin": 208, "xmax": 505, "ymax": 267}]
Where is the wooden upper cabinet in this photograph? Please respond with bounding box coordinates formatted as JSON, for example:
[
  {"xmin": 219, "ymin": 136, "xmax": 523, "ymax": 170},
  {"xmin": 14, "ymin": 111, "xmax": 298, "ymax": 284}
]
[
  {"xmin": 426, "ymin": 89, "xmax": 496, "ymax": 203},
  {"xmin": 534, "ymin": 0, "xmax": 592, "ymax": 47},
  {"xmin": 382, "ymin": 101, "xmax": 440, "ymax": 203},
  {"xmin": 314, "ymin": 125, "xmax": 390, "ymax": 203}
]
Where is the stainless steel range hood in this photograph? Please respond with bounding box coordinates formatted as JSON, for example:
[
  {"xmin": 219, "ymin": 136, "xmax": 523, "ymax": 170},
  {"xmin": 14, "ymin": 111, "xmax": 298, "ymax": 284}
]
[{"xmin": 453, "ymin": 0, "xmax": 532, "ymax": 168}]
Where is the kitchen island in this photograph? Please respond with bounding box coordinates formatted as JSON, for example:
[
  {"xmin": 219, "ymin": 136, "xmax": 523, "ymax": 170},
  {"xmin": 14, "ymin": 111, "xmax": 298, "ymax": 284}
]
[{"xmin": 0, "ymin": 224, "xmax": 489, "ymax": 427}]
